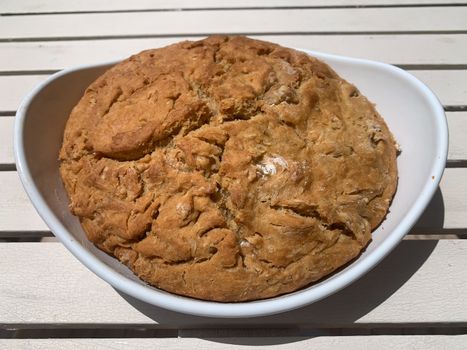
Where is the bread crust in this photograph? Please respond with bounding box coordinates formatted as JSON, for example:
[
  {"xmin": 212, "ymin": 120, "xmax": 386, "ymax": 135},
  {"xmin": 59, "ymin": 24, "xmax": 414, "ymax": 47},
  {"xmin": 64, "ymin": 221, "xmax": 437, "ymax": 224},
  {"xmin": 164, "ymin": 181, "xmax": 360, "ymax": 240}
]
[{"xmin": 59, "ymin": 36, "xmax": 398, "ymax": 301}]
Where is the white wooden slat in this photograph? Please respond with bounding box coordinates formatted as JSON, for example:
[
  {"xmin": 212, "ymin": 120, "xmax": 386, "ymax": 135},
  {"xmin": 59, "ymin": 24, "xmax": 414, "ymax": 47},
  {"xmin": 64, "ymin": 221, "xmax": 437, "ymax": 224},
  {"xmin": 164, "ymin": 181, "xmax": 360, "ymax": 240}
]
[
  {"xmin": 1, "ymin": 35, "xmax": 466, "ymax": 72},
  {"xmin": 2, "ymin": 0, "xmax": 466, "ymax": 13},
  {"xmin": 409, "ymin": 71, "xmax": 467, "ymax": 106},
  {"xmin": 1, "ymin": 8, "xmax": 467, "ymax": 40},
  {"xmin": 0, "ymin": 163, "xmax": 465, "ymax": 233},
  {"xmin": 0, "ymin": 117, "xmax": 14, "ymax": 166},
  {"xmin": 1, "ymin": 336, "xmax": 466, "ymax": 350},
  {"xmin": 439, "ymin": 169, "xmax": 467, "ymax": 230},
  {"xmin": 448, "ymin": 112, "xmax": 467, "ymax": 161},
  {"xmin": 2, "ymin": 71, "xmax": 466, "ymax": 113},
  {"xmin": 0, "ymin": 240, "xmax": 466, "ymax": 325},
  {"xmin": 0, "ymin": 75, "xmax": 45, "ymax": 112},
  {"xmin": 1, "ymin": 112, "xmax": 466, "ymax": 166},
  {"xmin": 0, "ymin": 172, "xmax": 48, "ymax": 232}
]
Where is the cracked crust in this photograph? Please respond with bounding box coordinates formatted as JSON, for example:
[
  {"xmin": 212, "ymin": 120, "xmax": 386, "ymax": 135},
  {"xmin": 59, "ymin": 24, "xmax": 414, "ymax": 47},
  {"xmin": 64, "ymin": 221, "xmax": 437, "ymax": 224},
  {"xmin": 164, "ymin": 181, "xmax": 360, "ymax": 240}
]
[{"xmin": 59, "ymin": 36, "xmax": 398, "ymax": 302}]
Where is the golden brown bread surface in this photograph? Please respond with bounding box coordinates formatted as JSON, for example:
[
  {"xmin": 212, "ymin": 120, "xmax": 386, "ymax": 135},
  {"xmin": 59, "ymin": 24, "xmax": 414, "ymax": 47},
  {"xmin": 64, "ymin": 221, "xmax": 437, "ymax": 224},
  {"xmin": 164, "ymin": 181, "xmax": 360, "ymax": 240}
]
[{"xmin": 59, "ymin": 36, "xmax": 398, "ymax": 301}]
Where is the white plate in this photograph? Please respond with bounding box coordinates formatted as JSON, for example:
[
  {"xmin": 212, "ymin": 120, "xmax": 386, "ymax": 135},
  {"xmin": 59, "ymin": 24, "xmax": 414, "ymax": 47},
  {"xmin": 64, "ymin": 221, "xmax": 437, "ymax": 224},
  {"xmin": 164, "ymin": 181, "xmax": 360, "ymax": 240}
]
[{"xmin": 14, "ymin": 50, "xmax": 448, "ymax": 318}]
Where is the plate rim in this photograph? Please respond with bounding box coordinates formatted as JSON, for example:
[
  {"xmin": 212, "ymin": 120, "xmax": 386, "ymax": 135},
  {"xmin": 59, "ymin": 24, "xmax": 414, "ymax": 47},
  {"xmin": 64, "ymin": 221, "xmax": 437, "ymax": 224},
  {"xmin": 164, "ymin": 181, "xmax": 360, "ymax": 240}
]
[{"xmin": 13, "ymin": 50, "xmax": 448, "ymax": 318}]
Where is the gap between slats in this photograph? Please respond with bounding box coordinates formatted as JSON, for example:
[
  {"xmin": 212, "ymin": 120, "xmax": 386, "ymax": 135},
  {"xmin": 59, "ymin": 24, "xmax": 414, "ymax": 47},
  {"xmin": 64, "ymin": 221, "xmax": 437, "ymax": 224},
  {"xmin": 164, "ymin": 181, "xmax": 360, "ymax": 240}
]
[
  {"xmin": 1, "ymin": 233, "xmax": 465, "ymax": 242},
  {"xmin": 6, "ymin": 66, "xmax": 465, "ymax": 75},
  {"xmin": 4, "ymin": 31, "xmax": 467, "ymax": 43},
  {"xmin": 1, "ymin": 35, "xmax": 466, "ymax": 70},
  {"xmin": 0, "ymin": 241, "xmax": 466, "ymax": 326},
  {"xmin": 0, "ymin": 325, "xmax": 467, "ymax": 338},
  {"xmin": 3, "ymin": 5, "xmax": 467, "ymax": 18},
  {"xmin": 1, "ymin": 8, "xmax": 467, "ymax": 41},
  {"xmin": 2, "ymin": 0, "xmax": 467, "ymax": 15},
  {"xmin": 6, "ymin": 65, "xmax": 467, "ymax": 74},
  {"xmin": 1, "ymin": 336, "xmax": 467, "ymax": 350}
]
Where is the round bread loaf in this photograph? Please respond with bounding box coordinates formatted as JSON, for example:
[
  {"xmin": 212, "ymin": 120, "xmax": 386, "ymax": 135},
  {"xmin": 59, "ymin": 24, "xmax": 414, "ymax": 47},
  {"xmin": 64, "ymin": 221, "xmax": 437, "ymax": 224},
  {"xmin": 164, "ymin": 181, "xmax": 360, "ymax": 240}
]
[{"xmin": 60, "ymin": 36, "xmax": 398, "ymax": 301}]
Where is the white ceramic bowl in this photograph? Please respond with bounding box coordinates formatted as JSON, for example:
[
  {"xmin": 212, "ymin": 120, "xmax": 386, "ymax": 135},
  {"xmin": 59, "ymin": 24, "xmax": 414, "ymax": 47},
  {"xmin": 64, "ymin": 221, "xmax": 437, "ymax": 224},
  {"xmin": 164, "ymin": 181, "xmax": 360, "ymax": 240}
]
[{"xmin": 14, "ymin": 50, "xmax": 448, "ymax": 318}]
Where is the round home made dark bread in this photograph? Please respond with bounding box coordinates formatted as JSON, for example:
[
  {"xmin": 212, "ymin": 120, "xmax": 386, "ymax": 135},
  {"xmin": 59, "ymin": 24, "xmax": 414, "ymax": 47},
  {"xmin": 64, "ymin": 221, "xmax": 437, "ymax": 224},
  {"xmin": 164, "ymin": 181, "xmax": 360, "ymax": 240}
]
[{"xmin": 59, "ymin": 36, "xmax": 398, "ymax": 301}]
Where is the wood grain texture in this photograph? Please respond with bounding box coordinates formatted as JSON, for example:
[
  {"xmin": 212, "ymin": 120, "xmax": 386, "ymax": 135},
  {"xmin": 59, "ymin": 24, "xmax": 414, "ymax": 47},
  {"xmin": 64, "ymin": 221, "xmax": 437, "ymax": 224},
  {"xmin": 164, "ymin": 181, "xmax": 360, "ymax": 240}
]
[
  {"xmin": 1, "ymin": 0, "xmax": 466, "ymax": 344},
  {"xmin": 0, "ymin": 118, "xmax": 15, "ymax": 166},
  {"xmin": 3, "ymin": 0, "xmax": 467, "ymax": 14},
  {"xmin": 448, "ymin": 112, "xmax": 467, "ymax": 161},
  {"xmin": 0, "ymin": 172, "xmax": 48, "ymax": 232},
  {"xmin": 0, "ymin": 75, "xmax": 46, "ymax": 112},
  {"xmin": 2, "ymin": 35, "xmax": 466, "ymax": 72},
  {"xmin": 1, "ymin": 8, "xmax": 467, "ymax": 40},
  {"xmin": 409, "ymin": 71, "xmax": 467, "ymax": 107},
  {"xmin": 434, "ymin": 168, "xmax": 467, "ymax": 229},
  {"xmin": 0, "ymin": 240, "xmax": 466, "ymax": 326},
  {"xmin": 1, "ymin": 336, "xmax": 466, "ymax": 350}
]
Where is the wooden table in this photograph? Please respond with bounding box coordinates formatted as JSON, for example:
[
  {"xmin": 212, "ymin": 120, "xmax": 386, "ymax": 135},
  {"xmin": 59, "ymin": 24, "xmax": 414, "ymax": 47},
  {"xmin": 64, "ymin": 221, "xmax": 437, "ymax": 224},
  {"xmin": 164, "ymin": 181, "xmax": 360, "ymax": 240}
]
[{"xmin": 1, "ymin": 1, "xmax": 467, "ymax": 348}]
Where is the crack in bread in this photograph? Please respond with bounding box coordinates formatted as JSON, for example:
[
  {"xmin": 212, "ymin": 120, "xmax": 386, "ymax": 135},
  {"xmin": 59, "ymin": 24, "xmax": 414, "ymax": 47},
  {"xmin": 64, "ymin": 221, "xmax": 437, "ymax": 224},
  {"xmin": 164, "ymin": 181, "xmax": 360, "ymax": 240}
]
[{"xmin": 59, "ymin": 36, "xmax": 398, "ymax": 302}]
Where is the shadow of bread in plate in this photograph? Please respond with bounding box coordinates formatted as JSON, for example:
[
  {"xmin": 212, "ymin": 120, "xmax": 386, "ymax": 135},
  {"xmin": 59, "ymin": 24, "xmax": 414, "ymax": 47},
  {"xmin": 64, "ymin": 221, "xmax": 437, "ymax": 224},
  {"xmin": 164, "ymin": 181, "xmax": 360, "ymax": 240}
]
[{"xmin": 59, "ymin": 35, "xmax": 398, "ymax": 302}]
